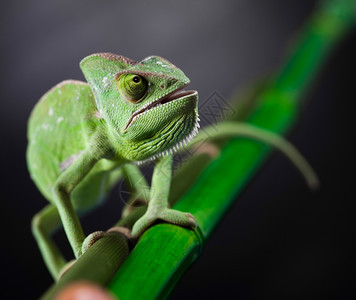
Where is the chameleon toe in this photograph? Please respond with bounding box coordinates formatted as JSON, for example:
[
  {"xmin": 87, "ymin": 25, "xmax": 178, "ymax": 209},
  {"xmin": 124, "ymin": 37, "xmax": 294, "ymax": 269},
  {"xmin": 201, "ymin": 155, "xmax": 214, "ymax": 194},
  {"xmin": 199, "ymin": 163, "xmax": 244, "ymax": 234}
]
[
  {"xmin": 158, "ymin": 209, "xmax": 197, "ymax": 228},
  {"xmin": 81, "ymin": 231, "xmax": 109, "ymax": 255},
  {"xmin": 131, "ymin": 214, "xmax": 157, "ymax": 238},
  {"xmin": 131, "ymin": 208, "xmax": 197, "ymax": 238}
]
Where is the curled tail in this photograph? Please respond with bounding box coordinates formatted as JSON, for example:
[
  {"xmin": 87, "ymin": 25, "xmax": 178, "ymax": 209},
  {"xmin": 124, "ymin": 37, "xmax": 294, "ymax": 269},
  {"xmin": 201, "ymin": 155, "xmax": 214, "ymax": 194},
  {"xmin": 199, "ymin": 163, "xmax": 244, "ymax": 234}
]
[{"xmin": 188, "ymin": 121, "xmax": 319, "ymax": 190}]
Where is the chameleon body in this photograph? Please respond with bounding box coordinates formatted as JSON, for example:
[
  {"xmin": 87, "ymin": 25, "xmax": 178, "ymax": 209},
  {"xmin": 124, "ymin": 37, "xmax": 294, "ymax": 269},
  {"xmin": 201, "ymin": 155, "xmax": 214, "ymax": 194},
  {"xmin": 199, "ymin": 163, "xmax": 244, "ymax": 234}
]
[
  {"xmin": 27, "ymin": 53, "xmax": 318, "ymax": 280},
  {"xmin": 27, "ymin": 53, "xmax": 199, "ymax": 279}
]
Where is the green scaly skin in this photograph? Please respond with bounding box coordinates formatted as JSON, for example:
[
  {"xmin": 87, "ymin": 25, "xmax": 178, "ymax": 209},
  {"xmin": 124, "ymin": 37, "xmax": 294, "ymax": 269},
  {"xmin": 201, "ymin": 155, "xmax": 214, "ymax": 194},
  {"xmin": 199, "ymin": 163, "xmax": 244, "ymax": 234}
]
[{"xmin": 27, "ymin": 53, "xmax": 318, "ymax": 280}]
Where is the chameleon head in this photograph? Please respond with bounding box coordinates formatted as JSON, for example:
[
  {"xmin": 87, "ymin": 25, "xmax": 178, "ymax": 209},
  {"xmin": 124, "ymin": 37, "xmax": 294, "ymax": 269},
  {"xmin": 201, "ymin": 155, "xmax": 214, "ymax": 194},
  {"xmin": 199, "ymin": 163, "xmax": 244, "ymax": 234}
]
[{"xmin": 80, "ymin": 53, "xmax": 199, "ymax": 161}]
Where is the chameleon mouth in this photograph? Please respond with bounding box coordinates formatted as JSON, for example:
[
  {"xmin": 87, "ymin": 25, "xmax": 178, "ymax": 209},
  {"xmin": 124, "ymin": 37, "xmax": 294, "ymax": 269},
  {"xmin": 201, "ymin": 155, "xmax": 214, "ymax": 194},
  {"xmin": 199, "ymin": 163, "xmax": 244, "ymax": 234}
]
[
  {"xmin": 135, "ymin": 111, "xmax": 200, "ymax": 165},
  {"xmin": 124, "ymin": 87, "xmax": 197, "ymax": 131}
]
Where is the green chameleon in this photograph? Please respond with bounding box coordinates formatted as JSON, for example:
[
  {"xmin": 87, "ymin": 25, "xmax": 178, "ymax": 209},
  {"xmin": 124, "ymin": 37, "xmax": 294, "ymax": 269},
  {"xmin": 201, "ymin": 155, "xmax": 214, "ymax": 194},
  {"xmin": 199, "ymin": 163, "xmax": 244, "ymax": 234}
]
[{"xmin": 27, "ymin": 53, "xmax": 318, "ymax": 280}]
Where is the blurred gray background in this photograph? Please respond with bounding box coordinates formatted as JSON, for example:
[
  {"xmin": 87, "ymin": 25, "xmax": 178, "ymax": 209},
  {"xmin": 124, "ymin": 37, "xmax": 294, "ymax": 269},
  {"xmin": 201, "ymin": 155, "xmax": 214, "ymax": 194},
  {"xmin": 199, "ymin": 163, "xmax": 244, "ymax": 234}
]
[{"xmin": 1, "ymin": 0, "xmax": 355, "ymax": 298}]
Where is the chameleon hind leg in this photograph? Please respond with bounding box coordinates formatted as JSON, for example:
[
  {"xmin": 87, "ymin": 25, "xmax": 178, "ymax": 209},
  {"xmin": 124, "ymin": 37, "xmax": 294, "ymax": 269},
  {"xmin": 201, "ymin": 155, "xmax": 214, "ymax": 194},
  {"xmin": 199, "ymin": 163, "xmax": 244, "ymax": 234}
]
[
  {"xmin": 131, "ymin": 155, "xmax": 197, "ymax": 237},
  {"xmin": 32, "ymin": 204, "xmax": 66, "ymax": 280}
]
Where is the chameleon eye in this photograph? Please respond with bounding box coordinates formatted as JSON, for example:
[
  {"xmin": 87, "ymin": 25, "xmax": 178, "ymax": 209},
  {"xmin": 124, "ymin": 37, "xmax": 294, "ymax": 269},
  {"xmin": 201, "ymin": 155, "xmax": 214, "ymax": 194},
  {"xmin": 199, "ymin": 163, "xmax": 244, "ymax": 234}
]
[
  {"xmin": 132, "ymin": 76, "xmax": 140, "ymax": 83},
  {"xmin": 117, "ymin": 74, "xmax": 148, "ymax": 103}
]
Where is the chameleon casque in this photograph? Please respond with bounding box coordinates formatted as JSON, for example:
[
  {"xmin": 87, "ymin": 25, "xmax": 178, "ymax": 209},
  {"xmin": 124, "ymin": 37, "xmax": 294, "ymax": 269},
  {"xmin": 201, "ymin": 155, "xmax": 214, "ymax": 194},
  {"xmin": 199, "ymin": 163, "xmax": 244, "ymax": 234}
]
[{"xmin": 27, "ymin": 53, "xmax": 318, "ymax": 280}]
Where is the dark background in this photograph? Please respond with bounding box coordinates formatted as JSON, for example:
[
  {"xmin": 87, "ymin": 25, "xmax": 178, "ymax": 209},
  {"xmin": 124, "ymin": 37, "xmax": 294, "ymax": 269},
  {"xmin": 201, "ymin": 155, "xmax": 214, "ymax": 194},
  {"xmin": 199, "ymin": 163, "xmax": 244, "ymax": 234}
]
[{"xmin": 1, "ymin": 0, "xmax": 355, "ymax": 299}]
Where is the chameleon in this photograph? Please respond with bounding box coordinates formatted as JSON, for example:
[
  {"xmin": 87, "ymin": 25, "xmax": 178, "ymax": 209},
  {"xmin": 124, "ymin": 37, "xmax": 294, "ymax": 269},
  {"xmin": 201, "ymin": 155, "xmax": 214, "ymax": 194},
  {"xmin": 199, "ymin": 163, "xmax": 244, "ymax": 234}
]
[{"xmin": 27, "ymin": 53, "xmax": 318, "ymax": 280}]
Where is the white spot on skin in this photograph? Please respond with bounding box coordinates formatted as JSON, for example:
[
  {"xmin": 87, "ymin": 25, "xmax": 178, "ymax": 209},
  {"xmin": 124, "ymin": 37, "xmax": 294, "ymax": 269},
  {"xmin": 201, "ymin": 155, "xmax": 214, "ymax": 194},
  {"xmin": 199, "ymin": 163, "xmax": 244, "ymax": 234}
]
[
  {"xmin": 156, "ymin": 61, "xmax": 168, "ymax": 67},
  {"xmin": 102, "ymin": 78, "xmax": 109, "ymax": 89},
  {"xmin": 49, "ymin": 108, "xmax": 53, "ymax": 116},
  {"xmin": 112, "ymin": 103, "xmax": 115, "ymax": 107},
  {"xmin": 56, "ymin": 117, "xmax": 64, "ymax": 124},
  {"xmin": 102, "ymin": 73, "xmax": 113, "ymax": 89},
  {"xmin": 94, "ymin": 111, "xmax": 104, "ymax": 119},
  {"xmin": 60, "ymin": 151, "xmax": 83, "ymax": 171},
  {"xmin": 42, "ymin": 123, "xmax": 49, "ymax": 130}
]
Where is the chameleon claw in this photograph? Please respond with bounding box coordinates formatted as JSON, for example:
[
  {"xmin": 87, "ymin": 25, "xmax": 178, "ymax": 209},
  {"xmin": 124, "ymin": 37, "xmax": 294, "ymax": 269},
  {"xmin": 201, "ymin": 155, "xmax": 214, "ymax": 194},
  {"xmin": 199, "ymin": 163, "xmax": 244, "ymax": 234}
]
[{"xmin": 131, "ymin": 208, "xmax": 197, "ymax": 238}]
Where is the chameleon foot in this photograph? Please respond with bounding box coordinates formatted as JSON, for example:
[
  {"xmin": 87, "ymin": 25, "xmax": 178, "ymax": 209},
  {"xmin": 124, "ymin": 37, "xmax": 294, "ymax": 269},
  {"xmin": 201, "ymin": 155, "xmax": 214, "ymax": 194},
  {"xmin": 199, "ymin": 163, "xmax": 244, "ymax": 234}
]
[
  {"xmin": 82, "ymin": 227, "xmax": 132, "ymax": 254},
  {"xmin": 81, "ymin": 231, "xmax": 108, "ymax": 255},
  {"xmin": 131, "ymin": 207, "xmax": 197, "ymax": 238}
]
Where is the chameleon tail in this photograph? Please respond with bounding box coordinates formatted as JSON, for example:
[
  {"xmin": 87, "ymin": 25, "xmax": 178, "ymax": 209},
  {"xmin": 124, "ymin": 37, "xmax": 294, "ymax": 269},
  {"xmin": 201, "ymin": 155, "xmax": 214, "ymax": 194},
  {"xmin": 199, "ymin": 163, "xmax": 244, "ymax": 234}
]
[{"xmin": 190, "ymin": 121, "xmax": 319, "ymax": 190}]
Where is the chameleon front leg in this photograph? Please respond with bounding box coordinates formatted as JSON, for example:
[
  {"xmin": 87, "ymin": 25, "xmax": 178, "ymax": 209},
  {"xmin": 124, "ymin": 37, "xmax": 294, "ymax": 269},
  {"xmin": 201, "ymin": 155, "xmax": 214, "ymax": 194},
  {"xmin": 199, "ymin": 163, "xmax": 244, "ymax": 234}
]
[
  {"xmin": 131, "ymin": 155, "xmax": 197, "ymax": 237},
  {"xmin": 52, "ymin": 146, "xmax": 105, "ymax": 258}
]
